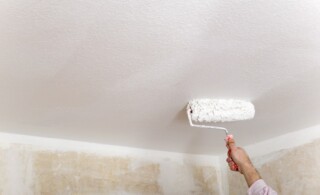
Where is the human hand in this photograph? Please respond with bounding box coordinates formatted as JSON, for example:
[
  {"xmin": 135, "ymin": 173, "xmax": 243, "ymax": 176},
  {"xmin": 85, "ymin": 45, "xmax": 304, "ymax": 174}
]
[
  {"xmin": 225, "ymin": 135, "xmax": 261, "ymax": 186},
  {"xmin": 225, "ymin": 135, "xmax": 252, "ymax": 174}
]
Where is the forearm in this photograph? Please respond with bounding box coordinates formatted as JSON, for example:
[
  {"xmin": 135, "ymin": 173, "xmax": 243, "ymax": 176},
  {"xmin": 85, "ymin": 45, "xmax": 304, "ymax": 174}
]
[{"xmin": 241, "ymin": 163, "xmax": 261, "ymax": 187}]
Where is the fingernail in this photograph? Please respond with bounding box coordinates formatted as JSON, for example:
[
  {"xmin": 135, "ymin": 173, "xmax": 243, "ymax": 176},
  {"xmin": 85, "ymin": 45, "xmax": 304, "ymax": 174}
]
[{"xmin": 225, "ymin": 134, "xmax": 233, "ymax": 142}]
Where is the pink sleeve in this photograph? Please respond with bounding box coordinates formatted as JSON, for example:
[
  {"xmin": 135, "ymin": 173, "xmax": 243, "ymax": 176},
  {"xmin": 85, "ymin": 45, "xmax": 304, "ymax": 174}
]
[{"xmin": 248, "ymin": 179, "xmax": 278, "ymax": 195}]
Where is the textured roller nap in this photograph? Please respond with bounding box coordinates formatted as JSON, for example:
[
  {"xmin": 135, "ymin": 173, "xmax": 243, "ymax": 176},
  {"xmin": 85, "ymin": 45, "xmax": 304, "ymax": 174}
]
[{"xmin": 188, "ymin": 99, "xmax": 255, "ymax": 123}]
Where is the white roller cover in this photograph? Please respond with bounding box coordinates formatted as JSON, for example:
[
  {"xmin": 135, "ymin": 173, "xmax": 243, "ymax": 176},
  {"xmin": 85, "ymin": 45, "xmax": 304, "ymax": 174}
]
[{"xmin": 188, "ymin": 99, "xmax": 255, "ymax": 123}]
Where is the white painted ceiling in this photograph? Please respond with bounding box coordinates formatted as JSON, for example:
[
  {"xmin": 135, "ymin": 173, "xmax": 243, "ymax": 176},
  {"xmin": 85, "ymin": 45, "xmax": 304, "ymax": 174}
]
[{"xmin": 1, "ymin": 0, "xmax": 320, "ymax": 155}]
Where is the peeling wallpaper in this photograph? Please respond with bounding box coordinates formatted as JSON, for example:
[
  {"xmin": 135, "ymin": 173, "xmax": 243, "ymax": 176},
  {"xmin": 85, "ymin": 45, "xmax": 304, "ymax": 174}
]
[
  {"xmin": 228, "ymin": 138, "xmax": 320, "ymax": 195},
  {"xmin": 0, "ymin": 134, "xmax": 221, "ymax": 195}
]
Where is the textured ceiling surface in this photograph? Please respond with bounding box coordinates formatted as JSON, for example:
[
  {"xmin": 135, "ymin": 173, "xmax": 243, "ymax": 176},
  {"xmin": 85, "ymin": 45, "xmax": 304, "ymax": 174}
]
[{"xmin": 0, "ymin": 0, "xmax": 320, "ymax": 154}]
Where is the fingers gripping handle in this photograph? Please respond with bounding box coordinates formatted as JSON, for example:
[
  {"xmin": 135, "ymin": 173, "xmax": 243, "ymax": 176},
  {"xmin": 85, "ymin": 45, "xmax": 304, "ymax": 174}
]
[
  {"xmin": 226, "ymin": 135, "xmax": 239, "ymax": 172},
  {"xmin": 228, "ymin": 149, "xmax": 239, "ymax": 171}
]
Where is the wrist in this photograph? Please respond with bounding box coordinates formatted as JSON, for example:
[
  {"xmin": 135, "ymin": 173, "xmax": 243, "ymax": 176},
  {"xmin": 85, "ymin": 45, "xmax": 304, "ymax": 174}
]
[
  {"xmin": 240, "ymin": 161, "xmax": 254, "ymax": 171},
  {"xmin": 241, "ymin": 163, "xmax": 261, "ymax": 187}
]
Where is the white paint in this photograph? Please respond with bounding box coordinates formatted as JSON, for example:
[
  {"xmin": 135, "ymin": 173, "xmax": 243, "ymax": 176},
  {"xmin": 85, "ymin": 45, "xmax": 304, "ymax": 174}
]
[
  {"xmin": 0, "ymin": 0, "xmax": 320, "ymax": 154},
  {"xmin": 159, "ymin": 161, "xmax": 196, "ymax": 194},
  {"xmin": 218, "ymin": 156, "xmax": 230, "ymax": 195},
  {"xmin": 3, "ymin": 148, "xmax": 34, "ymax": 195},
  {"xmin": 4, "ymin": 150, "xmax": 21, "ymax": 195},
  {"xmin": 188, "ymin": 99, "xmax": 255, "ymax": 122},
  {"xmin": 215, "ymin": 157, "xmax": 225, "ymax": 195}
]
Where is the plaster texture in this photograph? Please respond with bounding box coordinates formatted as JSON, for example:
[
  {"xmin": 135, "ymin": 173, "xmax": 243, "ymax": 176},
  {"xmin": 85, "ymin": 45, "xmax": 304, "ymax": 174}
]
[
  {"xmin": 0, "ymin": 133, "xmax": 221, "ymax": 195},
  {"xmin": 225, "ymin": 124, "xmax": 320, "ymax": 195},
  {"xmin": 228, "ymin": 138, "xmax": 320, "ymax": 195},
  {"xmin": 0, "ymin": 0, "xmax": 320, "ymax": 154},
  {"xmin": 1, "ymin": 125, "xmax": 320, "ymax": 194}
]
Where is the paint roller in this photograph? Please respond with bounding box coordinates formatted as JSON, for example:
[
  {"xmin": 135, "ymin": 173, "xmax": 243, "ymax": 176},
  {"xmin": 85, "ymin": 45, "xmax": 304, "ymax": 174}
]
[{"xmin": 186, "ymin": 99, "xmax": 255, "ymax": 171}]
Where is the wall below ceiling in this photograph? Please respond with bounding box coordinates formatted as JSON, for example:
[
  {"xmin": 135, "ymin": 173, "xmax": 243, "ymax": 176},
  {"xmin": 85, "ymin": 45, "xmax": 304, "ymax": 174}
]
[{"xmin": 0, "ymin": 124, "xmax": 320, "ymax": 194}]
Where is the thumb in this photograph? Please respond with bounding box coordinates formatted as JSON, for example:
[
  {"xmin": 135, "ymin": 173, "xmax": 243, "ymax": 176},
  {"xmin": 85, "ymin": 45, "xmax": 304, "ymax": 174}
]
[{"xmin": 226, "ymin": 135, "xmax": 236, "ymax": 150}]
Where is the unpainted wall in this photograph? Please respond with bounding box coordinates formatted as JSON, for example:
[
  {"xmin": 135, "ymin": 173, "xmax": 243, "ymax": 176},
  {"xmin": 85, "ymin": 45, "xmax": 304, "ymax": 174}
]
[
  {"xmin": 228, "ymin": 138, "xmax": 320, "ymax": 195},
  {"xmin": 0, "ymin": 141, "xmax": 220, "ymax": 195}
]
